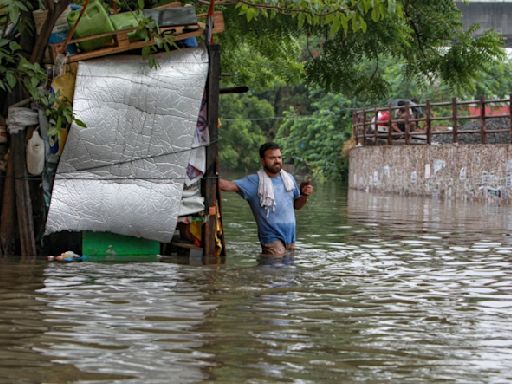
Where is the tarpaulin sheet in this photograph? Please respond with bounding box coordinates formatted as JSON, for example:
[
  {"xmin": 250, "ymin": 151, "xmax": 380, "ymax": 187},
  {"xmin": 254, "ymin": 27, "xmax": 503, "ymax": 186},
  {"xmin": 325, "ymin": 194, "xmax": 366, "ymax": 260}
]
[{"xmin": 45, "ymin": 49, "xmax": 209, "ymax": 242}]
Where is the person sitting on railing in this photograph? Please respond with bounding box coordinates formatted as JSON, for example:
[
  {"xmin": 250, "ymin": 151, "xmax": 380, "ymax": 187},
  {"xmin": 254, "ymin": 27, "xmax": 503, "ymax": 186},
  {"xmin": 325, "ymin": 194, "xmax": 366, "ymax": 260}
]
[
  {"xmin": 394, "ymin": 100, "xmax": 416, "ymax": 132},
  {"xmin": 370, "ymin": 110, "xmax": 391, "ymax": 133}
]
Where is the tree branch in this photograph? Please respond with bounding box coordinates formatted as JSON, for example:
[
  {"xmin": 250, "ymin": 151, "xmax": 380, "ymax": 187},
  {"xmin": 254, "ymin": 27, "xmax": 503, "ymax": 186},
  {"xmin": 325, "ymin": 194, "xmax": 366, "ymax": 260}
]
[
  {"xmin": 224, "ymin": 0, "xmax": 351, "ymax": 18},
  {"xmin": 44, "ymin": 0, "xmax": 54, "ymax": 13},
  {"xmin": 30, "ymin": 0, "xmax": 70, "ymax": 63}
]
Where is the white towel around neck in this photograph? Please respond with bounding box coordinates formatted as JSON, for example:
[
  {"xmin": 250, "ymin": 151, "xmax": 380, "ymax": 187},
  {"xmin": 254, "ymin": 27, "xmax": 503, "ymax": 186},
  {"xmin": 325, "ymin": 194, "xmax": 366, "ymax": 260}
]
[{"xmin": 257, "ymin": 169, "xmax": 295, "ymax": 215}]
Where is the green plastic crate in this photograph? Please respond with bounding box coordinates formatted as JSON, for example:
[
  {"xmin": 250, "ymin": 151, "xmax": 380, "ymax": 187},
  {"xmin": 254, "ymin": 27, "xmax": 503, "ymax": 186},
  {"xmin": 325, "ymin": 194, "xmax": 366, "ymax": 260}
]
[
  {"xmin": 82, "ymin": 231, "xmax": 160, "ymax": 262},
  {"xmin": 67, "ymin": 0, "xmax": 115, "ymax": 52},
  {"xmin": 110, "ymin": 11, "xmax": 146, "ymax": 42}
]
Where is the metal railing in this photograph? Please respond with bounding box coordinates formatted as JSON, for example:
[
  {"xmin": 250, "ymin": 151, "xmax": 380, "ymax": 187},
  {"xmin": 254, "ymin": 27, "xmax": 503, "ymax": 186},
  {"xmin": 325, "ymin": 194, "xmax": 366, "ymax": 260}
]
[{"xmin": 352, "ymin": 96, "xmax": 512, "ymax": 146}]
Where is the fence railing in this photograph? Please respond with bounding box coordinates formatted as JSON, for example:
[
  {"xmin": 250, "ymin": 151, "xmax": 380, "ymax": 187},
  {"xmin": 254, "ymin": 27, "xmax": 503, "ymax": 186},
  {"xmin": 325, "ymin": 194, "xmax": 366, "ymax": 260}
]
[{"xmin": 352, "ymin": 96, "xmax": 512, "ymax": 146}]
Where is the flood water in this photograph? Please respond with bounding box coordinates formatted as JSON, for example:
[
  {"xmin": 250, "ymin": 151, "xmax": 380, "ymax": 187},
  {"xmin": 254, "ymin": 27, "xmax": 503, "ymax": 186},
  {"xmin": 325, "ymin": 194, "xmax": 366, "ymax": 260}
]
[{"xmin": 1, "ymin": 184, "xmax": 512, "ymax": 383}]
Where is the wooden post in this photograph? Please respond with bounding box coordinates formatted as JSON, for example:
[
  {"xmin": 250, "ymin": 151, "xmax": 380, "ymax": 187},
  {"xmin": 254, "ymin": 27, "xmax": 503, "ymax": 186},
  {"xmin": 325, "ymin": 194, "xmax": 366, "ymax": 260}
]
[
  {"xmin": 404, "ymin": 102, "xmax": 410, "ymax": 145},
  {"xmin": 426, "ymin": 100, "xmax": 431, "ymax": 145},
  {"xmin": 452, "ymin": 97, "xmax": 458, "ymax": 144},
  {"xmin": 509, "ymin": 94, "xmax": 512, "ymax": 144},
  {"xmin": 373, "ymin": 107, "xmax": 378, "ymax": 143},
  {"xmin": 12, "ymin": 132, "xmax": 36, "ymax": 258},
  {"xmin": 6, "ymin": 106, "xmax": 38, "ymax": 258},
  {"xmin": 203, "ymin": 44, "xmax": 220, "ymax": 258},
  {"xmin": 215, "ymin": 155, "xmax": 226, "ymax": 257},
  {"xmin": 387, "ymin": 103, "xmax": 392, "ymax": 145},
  {"xmin": 480, "ymin": 96, "xmax": 487, "ymax": 144},
  {"xmin": 0, "ymin": 152, "xmax": 15, "ymax": 256},
  {"xmin": 362, "ymin": 109, "xmax": 366, "ymax": 145},
  {"xmin": 352, "ymin": 112, "xmax": 358, "ymax": 145}
]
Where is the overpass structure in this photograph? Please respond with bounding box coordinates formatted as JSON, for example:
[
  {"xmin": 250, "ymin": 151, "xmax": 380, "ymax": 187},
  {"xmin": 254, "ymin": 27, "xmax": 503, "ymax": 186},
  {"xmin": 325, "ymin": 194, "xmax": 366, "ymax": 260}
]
[{"xmin": 457, "ymin": 1, "xmax": 512, "ymax": 47}]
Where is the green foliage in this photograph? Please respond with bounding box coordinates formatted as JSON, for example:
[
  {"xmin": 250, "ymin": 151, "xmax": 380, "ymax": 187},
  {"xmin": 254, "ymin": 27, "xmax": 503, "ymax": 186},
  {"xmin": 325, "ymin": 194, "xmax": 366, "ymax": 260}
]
[
  {"xmin": 219, "ymin": 94, "xmax": 270, "ymax": 171},
  {"xmin": 0, "ymin": 0, "xmax": 33, "ymax": 34},
  {"xmin": 303, "ymin": 0, "xmax": 504, "ymax": 99},
  {"xmin": 220, "ymin": 6, "xmax": 304, "ymax": 92},
  {"xmin": 235, "ymin": 0, "xmax": 393, "ymax": 36},
  {"xmin": 473, "ymin": 58, "xmax": 512, "ymax": 99},
  {"xmin": 0, "ymin": 1, "xmax": 86, "ymax": 128},
  {"xmin": 275, "ymin": 88, "xmax": 353, "ymax": 180},
  {"xmin": 375, "ymin": 55, "xmax": 512, "ymax": 104},
  {"xmin": 0, "ymin": 3, "xmax": 47, "ymax": 98}
]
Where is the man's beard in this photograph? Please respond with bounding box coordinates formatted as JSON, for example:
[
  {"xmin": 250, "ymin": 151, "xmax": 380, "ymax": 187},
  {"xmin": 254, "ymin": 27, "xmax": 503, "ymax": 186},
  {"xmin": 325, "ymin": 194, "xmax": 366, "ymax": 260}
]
[{"xmin": 264, "ymin": 163, "xmax": 281, "ymax": 174}]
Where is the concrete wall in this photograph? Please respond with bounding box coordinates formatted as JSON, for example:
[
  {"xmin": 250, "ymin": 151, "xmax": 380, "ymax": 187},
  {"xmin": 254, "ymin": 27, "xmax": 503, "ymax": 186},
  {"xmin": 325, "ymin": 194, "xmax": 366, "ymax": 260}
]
[{"xmin": 349, "ymin": 144, "xmax": 512, "ymax": 203}]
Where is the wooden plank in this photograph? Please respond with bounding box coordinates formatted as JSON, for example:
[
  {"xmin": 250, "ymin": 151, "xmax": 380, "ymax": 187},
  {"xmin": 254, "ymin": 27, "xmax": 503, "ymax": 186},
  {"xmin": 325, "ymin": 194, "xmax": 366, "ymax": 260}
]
[
  {"xmin": 156, "ymin": 2, "xmax": 183, "ymax": 9},
  {"xmin": 115, "ymin": 31, "xmax": 130, "ymax": 48},
  {"xmin": 202, "ymin": 44, "xmax": 220, "ymax": 257},
  {"xmin": 62, "ymin": 28, "xmax": 208, "ymax": 63},
  {"xmin": 50, "ymin": 11, "xmax": 225, "ymax": 64}
]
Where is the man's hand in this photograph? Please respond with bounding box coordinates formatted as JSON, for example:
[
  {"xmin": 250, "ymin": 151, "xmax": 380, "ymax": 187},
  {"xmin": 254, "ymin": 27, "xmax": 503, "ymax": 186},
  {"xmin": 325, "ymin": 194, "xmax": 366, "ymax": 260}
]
[
  {"xmin": 300, "ymin": 181, "xmax": 314, "ymax": 197},
  {"xmin": 295, "ymin": 181, "xmax": 313, "ymax": 210},
  {"xmin": 219, "ymin": 178, "xmax": 240, "ymax": 193}
]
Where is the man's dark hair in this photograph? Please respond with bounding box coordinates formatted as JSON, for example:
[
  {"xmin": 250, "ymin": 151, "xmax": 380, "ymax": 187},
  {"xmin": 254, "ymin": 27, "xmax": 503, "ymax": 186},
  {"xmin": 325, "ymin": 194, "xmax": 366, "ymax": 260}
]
[{"xmin": 259, "ymin": 142, "xmax": 281, "ymax": 158}]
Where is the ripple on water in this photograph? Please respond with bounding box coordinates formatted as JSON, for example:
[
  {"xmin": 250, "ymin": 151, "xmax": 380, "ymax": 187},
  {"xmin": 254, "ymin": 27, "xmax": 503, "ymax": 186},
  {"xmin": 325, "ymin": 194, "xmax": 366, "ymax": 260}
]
[{"xmin": 2, "ymin": 189, "xmax": 512, "ymax": 383}]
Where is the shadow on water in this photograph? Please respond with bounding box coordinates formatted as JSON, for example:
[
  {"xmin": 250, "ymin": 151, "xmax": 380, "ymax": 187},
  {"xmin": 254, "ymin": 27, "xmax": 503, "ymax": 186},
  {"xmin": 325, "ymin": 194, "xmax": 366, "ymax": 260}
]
[{"xmin": 1, "ymin": 183, "xmax": 512, "ymax": 383}]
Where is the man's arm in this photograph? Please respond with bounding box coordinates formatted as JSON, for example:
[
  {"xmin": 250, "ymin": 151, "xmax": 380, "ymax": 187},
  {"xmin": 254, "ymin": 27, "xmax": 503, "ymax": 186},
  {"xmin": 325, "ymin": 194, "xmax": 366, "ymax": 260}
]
[
  {"xmin": 294, "ymin": 182, "xmax": 313, "ymax": 210},
  {"xmin": 219, "ymin": 178, "xmax": 240, "ymax": 193}
]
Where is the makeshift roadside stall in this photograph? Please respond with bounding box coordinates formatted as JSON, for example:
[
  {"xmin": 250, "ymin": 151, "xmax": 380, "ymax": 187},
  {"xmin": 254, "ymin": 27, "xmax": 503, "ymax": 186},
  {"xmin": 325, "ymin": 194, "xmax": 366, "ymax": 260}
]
[
  {"xmin": 1, "ymin": 0, "xmax": 225, "ymax": 260},
  {"xmin": 45, "ymin": 48, "xmax": 209, "ymax": 241}
]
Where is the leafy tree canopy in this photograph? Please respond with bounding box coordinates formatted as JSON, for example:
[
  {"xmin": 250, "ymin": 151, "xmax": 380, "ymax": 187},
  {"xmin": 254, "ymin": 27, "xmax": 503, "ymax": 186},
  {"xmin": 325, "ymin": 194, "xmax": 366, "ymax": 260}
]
[
  {"xmin": 218, "ymin": 94, "xmax": 270, "ymax": 171},
  {"xmin": 275, "ymin": 88, "xmax": 354, "ymax": 180},
  {"xmin": 1, "ymin": 0, "xmax": 505, "ymax": 107},
  {"xmin": 220, "ymin": 0, "xmax": 504, "ymax": 99}
]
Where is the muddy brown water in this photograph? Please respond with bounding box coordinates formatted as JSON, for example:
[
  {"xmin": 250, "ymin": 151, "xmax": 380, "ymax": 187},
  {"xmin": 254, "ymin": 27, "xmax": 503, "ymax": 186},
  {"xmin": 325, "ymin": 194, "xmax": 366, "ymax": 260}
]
[{"xmin": 1, "ymin": 184, "xmax": 512, "ymax": 383}]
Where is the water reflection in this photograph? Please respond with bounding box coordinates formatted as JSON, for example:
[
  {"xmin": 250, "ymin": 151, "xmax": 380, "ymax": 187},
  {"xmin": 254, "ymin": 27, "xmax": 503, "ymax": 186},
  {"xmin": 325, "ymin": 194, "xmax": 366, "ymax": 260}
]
[
  {"xmin": 0, "ymin": 262, "xmax": 219, "ymax": 383},
  {"xmin": 208, "ymin": 187, "xmax": 512, "ymax": 382},
  {"xmin": 1, "ymin": 186, "xmax": 512, "ymax": 383}
]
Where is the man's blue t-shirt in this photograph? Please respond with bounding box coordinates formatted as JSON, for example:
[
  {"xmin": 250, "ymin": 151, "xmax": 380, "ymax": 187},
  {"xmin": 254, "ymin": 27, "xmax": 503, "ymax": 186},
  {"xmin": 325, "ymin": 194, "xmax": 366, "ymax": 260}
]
[{"xmin": 235, "ymin": 174, "xmax": 300, "ymax": 246}]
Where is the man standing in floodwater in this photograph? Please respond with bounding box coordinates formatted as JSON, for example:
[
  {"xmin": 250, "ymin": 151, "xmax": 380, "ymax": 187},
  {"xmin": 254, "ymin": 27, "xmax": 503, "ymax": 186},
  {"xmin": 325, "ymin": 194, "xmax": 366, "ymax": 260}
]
[{"xmin": 219, "ymin": 142, "xmax": 314, "ymax": 256}]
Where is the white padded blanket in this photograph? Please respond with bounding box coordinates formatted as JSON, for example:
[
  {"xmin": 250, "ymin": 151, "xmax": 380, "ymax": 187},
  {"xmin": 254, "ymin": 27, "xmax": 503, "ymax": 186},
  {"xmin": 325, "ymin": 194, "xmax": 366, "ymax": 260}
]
[{"xmin": 45, "ymin": 49, "xmax": 209, "ymax": 242}]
